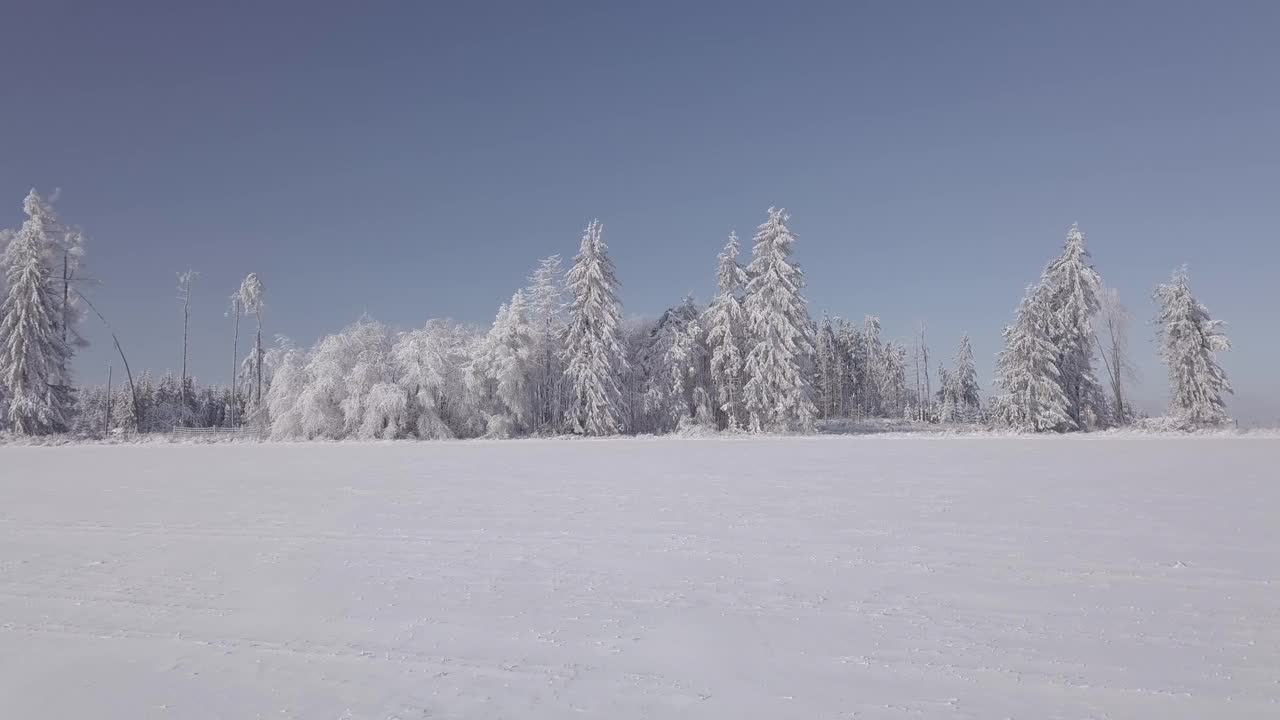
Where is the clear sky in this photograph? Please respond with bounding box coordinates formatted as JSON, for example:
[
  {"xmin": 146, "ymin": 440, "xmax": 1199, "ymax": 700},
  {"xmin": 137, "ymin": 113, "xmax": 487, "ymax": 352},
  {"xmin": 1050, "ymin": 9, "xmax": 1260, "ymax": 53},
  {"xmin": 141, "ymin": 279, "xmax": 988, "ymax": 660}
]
[{"xmin": 3, "ymin": 1, "xmax": 1278, "ymax": 423}]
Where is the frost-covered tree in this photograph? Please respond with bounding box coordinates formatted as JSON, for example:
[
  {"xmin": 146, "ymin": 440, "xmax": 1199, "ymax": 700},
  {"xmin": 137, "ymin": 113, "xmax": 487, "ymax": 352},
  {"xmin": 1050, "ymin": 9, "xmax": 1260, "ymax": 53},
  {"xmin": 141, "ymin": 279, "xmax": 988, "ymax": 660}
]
[
  {"xmin": 395, "ymin": 319, "xmax": 483, "ymax": 439},
  {"xmin": 265, "ymin": 318, "xmax": 405, "ymax": 440},
  {"xmin": 469, "ymin": 290, "xmax": 536, "ymax": 436},
  {"xmin": 639, "ymin": 296, "xmax": 710, "ymax": 431},
  {"xmin": 177, "ymin": 270, "xmax": 198, "ymax": 423},
  {"xmin": 879, "ymin": 341, "xmax": 908, "ymax": 419},
  {"xmin": 617, "ymin": 316, "xmax": 655, "ymax": 433},
  {"xmin": 525, "ymin": 255, "xmax": 566, "ymax": 433},
  {"xmin": 0, "ymin": 198, "xmax": 74, "ymax": 434},
  {"xmin": 859, "ymin": 316, "xmax": 886, "ymax": 417},
  {"xmin": 742, "ymin": 208, "xmax": 816, "ymax": 432},
  {"xmin": 263, "ymin": 339, "xmax": 308, "ymax": 439},
  {"xmin": 1040, "ymin": 224, "xmax": 1107, "ymax": 430},
  {"xmin": 993, "ymin": 286, "xmax": 1071, "ymax": 432},
  {"xmin": 1153, "ymin": 267, "xmax": 1232, "ymax": 426},
  {"xmin": 238, "ymin": 273, "xmax": 266, "ymax": 417},
  {"xmin": 940, "ymin": 334, "xmax": 981, "ymax": 422},
  {"xmin": 636, "ymin": 297, "xmax": 698, "ymax": 432},
  {"xmin": 814, "ymin": 314, "xmax": 840, "ymax": 419},
  {"xmin": 1096, "ymin": 286, "xmax": 1137, "ymax": 425},
  {"xmin": 702, "ymin": 232, "xmax": 748, "ymax": 429},
  {"xmin": 836, "ymin": 317, "xmax": 861, "ymax": 417},
  {"xmin": 562, "ymin": 220, "xmax": 627, "ymax": 435}
]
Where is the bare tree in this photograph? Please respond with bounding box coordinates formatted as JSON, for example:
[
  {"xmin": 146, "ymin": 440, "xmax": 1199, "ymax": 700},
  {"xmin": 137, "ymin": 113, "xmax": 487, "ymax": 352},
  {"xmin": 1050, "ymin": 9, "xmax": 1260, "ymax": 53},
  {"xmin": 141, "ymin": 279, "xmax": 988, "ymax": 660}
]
[
  {"xmin": 177, "ymin": 270, "xmax": 198, "ymax": 422},
  {"xmin": 237, "ymin": 273, "xmax": 266, "ymax": 420},
  {"xmin": 1095, "ymin": 286, "xmax": 1138, "ymax": 424},
  {"xmin": 226, "ymin": 292, "xmax": 242, "ymax": 426}
]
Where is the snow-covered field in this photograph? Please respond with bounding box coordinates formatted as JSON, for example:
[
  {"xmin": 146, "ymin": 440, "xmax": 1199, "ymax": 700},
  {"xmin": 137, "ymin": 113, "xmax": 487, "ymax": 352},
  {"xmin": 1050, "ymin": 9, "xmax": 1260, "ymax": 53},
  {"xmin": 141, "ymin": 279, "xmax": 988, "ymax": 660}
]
[{"xmin": 1, "ymin": 438, "xmax": 1277, "ymax": 719}]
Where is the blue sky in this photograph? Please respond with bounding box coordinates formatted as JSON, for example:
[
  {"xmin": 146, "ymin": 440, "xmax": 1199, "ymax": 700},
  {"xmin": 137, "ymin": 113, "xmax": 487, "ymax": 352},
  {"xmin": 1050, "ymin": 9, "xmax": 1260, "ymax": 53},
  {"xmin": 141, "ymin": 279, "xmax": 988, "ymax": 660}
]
[{"xmin": 3, "ymin": 1, "xmax": 1278, "ymax": 423}]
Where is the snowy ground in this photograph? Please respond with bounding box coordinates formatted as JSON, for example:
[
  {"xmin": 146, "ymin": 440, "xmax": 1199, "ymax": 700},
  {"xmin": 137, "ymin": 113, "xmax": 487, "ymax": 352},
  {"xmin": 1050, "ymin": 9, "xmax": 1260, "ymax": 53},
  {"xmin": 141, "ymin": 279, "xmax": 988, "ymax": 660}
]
[{"xmin": 1, "ymin": 438, "xmax": 1277, "ymax": 719}]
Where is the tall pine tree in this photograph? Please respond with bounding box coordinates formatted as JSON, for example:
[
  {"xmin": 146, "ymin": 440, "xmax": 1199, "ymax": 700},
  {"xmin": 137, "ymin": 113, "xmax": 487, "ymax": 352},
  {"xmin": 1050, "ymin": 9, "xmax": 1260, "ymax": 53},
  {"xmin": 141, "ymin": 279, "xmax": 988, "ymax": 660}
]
[
  {"xmin": 943, "ymin": 334, "xmax": 981, "ymax": 422},
  {"xmin": 702, "ymin": 232, "xmax": 748, "ymax": 430},
  {"xmin": 994, "ymin": 286, "xmax": 1071, "ymax": 432},
  {"xmin": 1040, "ymin": 224, "xmax": 1107, "ymax": 429},
  {"xmin": 742, "ymin": 208, "xmax": 816, "ymax": 432},
  {"xmin": 563, "ymin": 220, "xmax": 627, "ymax": 435},
  {"xmin": 0, "ymin": 195, "xmax": 73, "ymax": 434},
  {"xmin": 1153, "ymin": 267, "xmax": 1232, "ymax": 425}
]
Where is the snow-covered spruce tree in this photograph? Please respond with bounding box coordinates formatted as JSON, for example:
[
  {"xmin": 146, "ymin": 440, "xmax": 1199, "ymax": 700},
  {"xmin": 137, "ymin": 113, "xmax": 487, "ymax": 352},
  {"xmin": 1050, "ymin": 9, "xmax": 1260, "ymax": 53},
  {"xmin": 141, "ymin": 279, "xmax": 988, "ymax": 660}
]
[
  {"xmin": 993, "ymin": 285, "xmax": 1072, "ymax": 432},
  {"xmin": 936, "ymin": 366, "xmax": 954, "ymax": 421},
  {"xmin": 702, "ymin": 232, "xmax": 749, "ymax": 430},
  {"xmin": 0, "ymin": 211, "xmax": 74, "ymax": 434},
  {"xmin": 525, "ymin": 255, "xmax": 566, "ymax": 433},
  {"xmin": 1153, "ymin": 267, "xmax": 1233, "ymax": 426},
  {"xmin": 942, "ymin": 334, "xmax": 981, "ymax": 422},
  {"xmin": 563, "ymin": 220, "xmax": 627, "ymax": 435},
  {"xmin": 1040, "ymin": 224, "xmax": 1108, "ymax": 430},
  {"xmin": 741, "ymin": 208, "xmax": 816, "ymax": 432},
  {"xmin": 880, "ymin": 341, "xmax": 909, "ymax": 418}
]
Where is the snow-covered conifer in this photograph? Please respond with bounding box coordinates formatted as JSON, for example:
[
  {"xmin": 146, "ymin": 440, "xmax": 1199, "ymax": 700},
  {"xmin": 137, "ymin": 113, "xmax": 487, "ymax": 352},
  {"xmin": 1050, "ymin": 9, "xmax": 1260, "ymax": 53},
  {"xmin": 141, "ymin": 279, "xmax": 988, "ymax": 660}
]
[
  {"xmin": 880, "ymin": 341, "xmax": 908, "ymax": 418},
  {"xmin": 702, "ymin": 232, "xmax": 748, "ymax": 430},
  {"xmin": 942, "ymin": 334, "xmax": 981, "ymax": 422},
  {"xmin": 741, "ymin": 208, "xmax": 816, "ymax": 432},
  {"xmin": 1153, "ymin": 267, "xmax": 1232, "ymax": 426},
  {"xmin": 0, "ymin": 197, "xmax": 74, "ymax": 434},
  {"xmin": 993, "ymin": 286, "xmax": 1071, "ymax": 432},
  {"xmin": 1040, "ymin": 224, "xmax": 1107, "ymax": 430},
  {"xmin": 562, "ymin": 220, "xmax": 626, "ymax": 435}
]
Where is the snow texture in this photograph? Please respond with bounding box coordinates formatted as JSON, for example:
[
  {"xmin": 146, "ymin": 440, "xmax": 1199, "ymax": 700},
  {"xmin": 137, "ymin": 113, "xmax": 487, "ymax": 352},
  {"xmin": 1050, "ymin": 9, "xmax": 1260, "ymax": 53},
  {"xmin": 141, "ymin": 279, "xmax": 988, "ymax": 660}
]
[{"xmin": 2, "ymin": 437, "xmax": 1277, "ymax": 719}]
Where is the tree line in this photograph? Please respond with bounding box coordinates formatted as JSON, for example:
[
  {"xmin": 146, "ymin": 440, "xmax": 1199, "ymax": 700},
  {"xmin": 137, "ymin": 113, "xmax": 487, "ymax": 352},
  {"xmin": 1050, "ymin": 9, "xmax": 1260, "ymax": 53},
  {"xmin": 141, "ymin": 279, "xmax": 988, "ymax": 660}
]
[{"xmin": 0, "ymin": 190, "xmax": 1234, "ymax": 438}]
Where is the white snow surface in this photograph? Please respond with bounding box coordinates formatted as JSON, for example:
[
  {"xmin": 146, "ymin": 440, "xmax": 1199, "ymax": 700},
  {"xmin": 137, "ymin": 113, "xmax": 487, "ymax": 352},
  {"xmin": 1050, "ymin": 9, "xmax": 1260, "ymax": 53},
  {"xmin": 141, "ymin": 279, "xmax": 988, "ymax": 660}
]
[{"xmin": 1, "ymin": 437, "xmax": 1277, "ymax": 719}]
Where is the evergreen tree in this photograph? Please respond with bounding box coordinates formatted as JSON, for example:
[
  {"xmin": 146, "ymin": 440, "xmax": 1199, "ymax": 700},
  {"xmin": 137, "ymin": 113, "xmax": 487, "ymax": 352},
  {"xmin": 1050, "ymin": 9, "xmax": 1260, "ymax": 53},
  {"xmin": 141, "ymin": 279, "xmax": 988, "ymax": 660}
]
[
  {"xmin": 880, "ymin": 341, "xmax": 908, "ymax": 418},
  {"xmin": 563, "ymin": 220, "xmax": 627, "ymax": 435},
  {"xmin": 994, "ymin": 286, "xmax": 1071, "ymax": 432},
  {"xmin": 1153, "ymin": 267, "xmax": 1232, "ymax": 425},
  {"xmin": 943, "ymin": 334, "xmax": 981, "ymax": 421},
  {"xmin": 936, "ymin": 366, "xmax": 955, "ymax": 421},
  {"xmin": 0, "ymin": 197, "xmax": 74, "ymax": 434},
  {"xmin": 742, "ymin": 208, "xmax": 816, "ymax": 432},
  {"xmin": 702, "ymin": 232, "xmax": 749, "ymax": 430},
  {"xmin": 1040, "ymin": 224, "xmax": 1107, "ymax": 430}
]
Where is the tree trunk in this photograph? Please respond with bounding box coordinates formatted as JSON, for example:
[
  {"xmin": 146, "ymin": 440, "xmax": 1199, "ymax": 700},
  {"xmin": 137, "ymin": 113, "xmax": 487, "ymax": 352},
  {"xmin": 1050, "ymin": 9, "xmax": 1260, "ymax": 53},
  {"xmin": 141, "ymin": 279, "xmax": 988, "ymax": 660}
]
[{"xmin": 230, "ymin": 308, "xmax": 240, "ymax": 426}]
